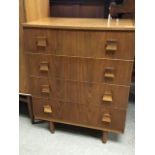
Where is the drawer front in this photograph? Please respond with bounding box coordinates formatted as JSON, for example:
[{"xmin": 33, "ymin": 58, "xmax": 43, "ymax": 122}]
[
  {"xmin": 24, "ymin": 28, "xmax": 76, "ymax": 54},
  {"xmin": 30, "ymin": 77, "xmax": 130, "ymax": 109},
  {"xmin": 24, "ymin": 29, "xmax": 134, "ymax": 60},
  {"xmin": 52, "ymin": 56, "xmax": 133, "ymax": 85},
  {"xmin": 27, "ymin": 54, "xmax": 133, "ymax": 85},
  {"xmin": 32, "ymin": 97, "xmax": 126, "ymax": 133},
  {"xmin": 77, "ymin": 31, "xmax": 134, "ymax": 60}
]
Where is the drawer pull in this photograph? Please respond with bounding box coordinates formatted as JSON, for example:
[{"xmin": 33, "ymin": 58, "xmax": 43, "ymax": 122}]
[
  {"xmin": 104, "ymin": 67, "xmax": 115, "ymax": 79},
  {"xmin": 43, "ymin": 105, "xmax": 52, "ymax": 113},
  {"xmin": 106, "ymin": 40, "xmax": 118, "ymax": 53},
  {"xmin": 41, "ymin": 85, "xmax": 50, "ymax": 94},
  {"xmin": 40, "ymin": 61, "xmax": 49, "ymax": 72},
  {"xmin": 103, "ymin": 91, "xmax": 113, "ymax": 102},
  {"xmin": 104, "ymin": 73, "xmax": 115, "ymax": 78},
  {"xmin": 102, "ymin": 114, "xmax": 111, "ymax": 123},
  {"xmin": 36, "ymin": 36, "xmax": 47, "ymax": 48}
]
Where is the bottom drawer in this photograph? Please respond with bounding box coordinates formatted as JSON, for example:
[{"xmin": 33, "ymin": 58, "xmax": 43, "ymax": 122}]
[{"xmin": 32, "ymin": 97, "xmax": 127, "ymax": 133}]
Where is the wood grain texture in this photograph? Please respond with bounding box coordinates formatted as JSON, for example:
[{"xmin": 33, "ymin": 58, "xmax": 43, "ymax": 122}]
[
  {"xmin": 24, "ymin": 28, "xmax": 134, "ymax": 60},
  {"xmin": 26, "ymin": 53, "xmax": 51, "ymax": 78},
  {"xmin": 23, "ymin": 17, "xmax": 135, "ymax": 31},
  {"xmin": 32, "ymin": 97, "xmax": 127, "ymax": 133},
  {"xmin": 24, "ymin": 0, "xmax": 49, "ymax": 21},
  {"xmin": 27, "ymin": 53, "xmax": 133, "ymax": 85},
  {"xmin": 77, "ymin": 30, "xmax": 135, "ymax": 60},
  {"xmin": 24, "ymin": 29, "xmax": 77, "ymax": 56},
  {"xmin": 19, "ymin": 0, "xmax": 29, "ymax": 93},
  {"xmin": 20, "ymin": 0, "xmax": 50, "ymax": 94},
  {"xmin": 29, "ymin": 77, "xmax": 130, "ymax": 109},
  {"xmin": 23, "ymin": 18, "xmax": 135, "ymax": 139}
]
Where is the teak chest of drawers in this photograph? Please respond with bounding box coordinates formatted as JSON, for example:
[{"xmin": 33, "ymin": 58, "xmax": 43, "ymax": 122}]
[{"xmin": 23, "ymin": 17, "xmax": 135, "ymax": 143}]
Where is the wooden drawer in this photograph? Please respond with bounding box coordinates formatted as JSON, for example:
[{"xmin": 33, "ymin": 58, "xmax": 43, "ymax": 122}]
[
  {"xmin": 30, "ymin": 77, "xmax": 130, "ymax": 109},
  {"xmin": 27, "ymin": 54, "xmax": 133, "ymax": 85},
  {"xmin": 24, "ymin": 28, "xmax": 76, "ymax": 54},
  {"xmin": 52, "ymin": 56, "xmax": 133, "ymax": 85},
  {"xmin": 77, "ymin": 31, "xmax": 134, "ymax": 60},
  {"xmin": 32, "ymin": 97, "xmax": 126, "ymax": 133},
  {"xmin": 24, "ymin": 28, "xmax": 134, "ymax": 60}
]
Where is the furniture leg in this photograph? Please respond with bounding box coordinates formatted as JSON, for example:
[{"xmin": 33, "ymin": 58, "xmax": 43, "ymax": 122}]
[
  {"xmin": 102, "ymin": 131, "xmax": 108, "ymax": 143},
  {"xmin": 49, "ymin": 122, "xmax": 55, "ymax": 133}
]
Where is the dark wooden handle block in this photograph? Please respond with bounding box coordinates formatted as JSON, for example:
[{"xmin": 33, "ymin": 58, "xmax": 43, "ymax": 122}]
[
  {"xmin": 39, "ymin": 61, "xmax": 49, "ymax": 72},
  {"xmin": 43, "ymin": 105, "xmax": 52, "ymax": 113},
  {"xmin": 102, "ymin": 114, "xmax": 111, "ymax": 123},
  {"xmin": 36, "ymin": 36, "xmax": 47, "ymax": 48},
  {"xmin": 106, "ymin": 40, "xmax": 118, "ymax": 53},
  {"xmin": 102, "ymin": 91, "xmax": 113, "ymax": 102},
  {"xmin": 41, "ymin": 85, "xmax": 50, "ymax": 94}
]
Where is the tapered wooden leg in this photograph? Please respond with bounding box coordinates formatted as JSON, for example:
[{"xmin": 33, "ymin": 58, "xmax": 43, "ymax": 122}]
[
  {"xmin": 49, "ymin": 122, "xmax": 55, "ymax": 133},
  {"xmin": 102, "ymin": 131, "xmax": 108, "ymax": 143}
]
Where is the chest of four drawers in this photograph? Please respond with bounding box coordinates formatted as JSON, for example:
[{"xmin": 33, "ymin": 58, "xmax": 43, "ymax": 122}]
[{"xmin": 24, "ymin": 28, "xmax": 134, "ymax": 133}]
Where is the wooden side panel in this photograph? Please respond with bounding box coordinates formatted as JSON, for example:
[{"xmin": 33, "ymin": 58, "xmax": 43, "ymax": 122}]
[
  {"xmin": 19, "ymin": 0, "xmax": 29, "ymax": 93},
  {"xmin": 24, "ymin": 0, "xmax": 49, "ymax": 21}
]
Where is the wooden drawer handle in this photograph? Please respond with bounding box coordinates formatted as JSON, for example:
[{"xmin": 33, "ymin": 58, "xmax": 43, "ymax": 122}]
[
  {"xmin": 102, "ymin": 91, "xmax": 113, "ymax": 102},
  {"xmin": 104, "ymin": 67, "xmax": 115, "ymax": 79},
  {"xmin": 43, "ymin": 105, "xmax": 52, "ymax": 114},
  {"xmin": 40, "ymin": 61, "xmax": 49, "ymax": 72},
  {"xmin": 102, "ymin": 114, "xmax": 111, "ymax": 123},
  {"xmin": 104, "ymin": 73, "xmax": 115, "ymax": 79},
  {"xmin": 106, "ymin": 40, "xmax": 118, "ymax": 53},
  {"xmin": 36, "ymin": 36, "xmax": 47, "ymax": 48},
  {"xmin": 41, "ymin": 85, "xmax": 50, "ymax": 94}
]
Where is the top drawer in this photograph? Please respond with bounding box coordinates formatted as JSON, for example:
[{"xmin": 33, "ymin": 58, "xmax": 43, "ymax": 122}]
[{"xmin": 24, "ymin": 28, "xmax": 134, "ymax": 60}]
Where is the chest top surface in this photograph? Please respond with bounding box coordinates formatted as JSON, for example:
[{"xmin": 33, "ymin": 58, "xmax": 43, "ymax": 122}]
[{"xmin": 23, "ymin": 17, "xmax": 135, "ymax": 31}]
